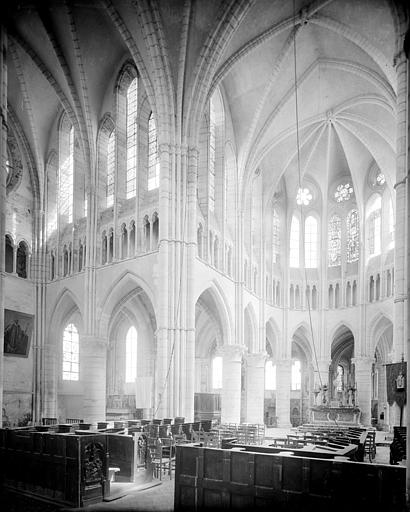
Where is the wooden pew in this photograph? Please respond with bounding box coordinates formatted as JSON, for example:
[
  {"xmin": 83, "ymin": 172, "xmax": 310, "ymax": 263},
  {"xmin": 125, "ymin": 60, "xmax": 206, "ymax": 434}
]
[
  {"xmin": 390, "ymin": 426, "xmax": 406, "ymax": 465},
  {"xmin": 174, "ymin": 443, "xmax": 406, "ymax": 512},
  {"xmin": 0, "ymin": 428, "xmax": 109, "ymax": 507}
]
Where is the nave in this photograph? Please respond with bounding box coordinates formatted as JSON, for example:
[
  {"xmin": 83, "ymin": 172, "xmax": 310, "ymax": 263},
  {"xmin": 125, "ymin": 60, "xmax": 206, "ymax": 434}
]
[{"xmin": 1, "ymin": 0, "xmax": 410, "ymax": 510}]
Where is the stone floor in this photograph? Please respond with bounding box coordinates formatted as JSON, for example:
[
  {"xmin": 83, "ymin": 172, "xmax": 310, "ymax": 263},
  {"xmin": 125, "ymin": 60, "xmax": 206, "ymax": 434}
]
[{"xmin": 0, "ymin": 427, "xmax": 401, "ymax": 512}]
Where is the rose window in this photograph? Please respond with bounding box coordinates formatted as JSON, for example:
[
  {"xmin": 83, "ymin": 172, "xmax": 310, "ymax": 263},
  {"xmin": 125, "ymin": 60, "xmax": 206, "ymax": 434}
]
[
  {"xmin": 296, "ymin": 187, "xmax": 312, "ymax": 206},
  {"xmin": 334, "ymin": 183, "xmax": 353, "ymax": 202}
]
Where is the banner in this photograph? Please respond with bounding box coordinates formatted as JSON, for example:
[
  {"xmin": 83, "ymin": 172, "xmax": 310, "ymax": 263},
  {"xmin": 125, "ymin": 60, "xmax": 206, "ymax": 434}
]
[{"xmin": 386, "ymin": 362, "xmax": 406, "ymax": 407}]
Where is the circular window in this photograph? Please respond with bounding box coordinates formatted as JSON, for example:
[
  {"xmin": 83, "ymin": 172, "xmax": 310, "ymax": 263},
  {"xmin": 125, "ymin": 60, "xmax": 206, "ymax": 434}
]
[
  {"xmin": 376, "ymin": 172, "xmax": 385, "ymax": 186},
  {"xmin": 296, "ymin": 187, "xmax": 312, "ymax": 206},
  {"xmin": 334, "ymin": 183, "xmax": 353, "ymax": 202}
]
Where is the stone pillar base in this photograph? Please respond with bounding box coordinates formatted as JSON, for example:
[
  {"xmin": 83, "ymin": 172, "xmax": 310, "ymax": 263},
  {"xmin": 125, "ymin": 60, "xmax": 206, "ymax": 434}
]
[
  {"xmin": 221, "ymin": 345, "xmax": 245, "ymax": 424},
  {"xmin": 244, "ymin": 353, "xmax": 266, "ymax": 424}
]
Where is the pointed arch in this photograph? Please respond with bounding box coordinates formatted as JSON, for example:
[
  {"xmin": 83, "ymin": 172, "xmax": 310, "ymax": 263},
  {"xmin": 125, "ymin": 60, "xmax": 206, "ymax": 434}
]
[
  {"xmin": 291, "ymin": 323, "xmax": 313, "ymax": 362},
  {"xmin": 244, "ymin": 303, "xmax": 258, "ymax": 353},
  {"xmin": 329, "ymin": 321, "xmax": 357, "ymax": 348},
  {"xmin": 195, "ymin": 280, "xmax": 233, "ymax": 349},
  {"xmin": 49, "ymin": 287, "xmax": 83, "ymax": 339},
  {"xmin": 367, "ymin": 312, "xmax": 393, "ymax": 358},
  {"xmin": 266, "ymin": 317, "xmax": 281, "ymax": 361},
  {"xmin": 98, "ymin": 271, "xmax": 156, "ymax": 339}
]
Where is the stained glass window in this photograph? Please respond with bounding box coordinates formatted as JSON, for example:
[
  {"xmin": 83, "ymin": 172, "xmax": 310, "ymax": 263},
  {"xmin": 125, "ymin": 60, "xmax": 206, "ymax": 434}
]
[
  {"xmin": 296, "ymin": 187, "xmax": 312, "ymax": 206},
  {"xmin": 334, "ymin": 182, "xmax": 353, "ymax": 202},
  {"xmin": 291, "ymin": 360, "xmax": 301, "ymax": 390},
  {"xmin": 125, "ymin": 326, "xmax": 138, "ymax": 383},
  {"xmin": 59, "ymin": 118, "xmax": 74, "ymax": 223},
  {"xmin": 328, "ymin": 214, "xmax": 341, "ymax": 266},
  {"xmin": 272, "ymin": 209, "xmax": 280, "ymax": 263},
  {"xmin": 265, "ymin": 361, "xmax": 276, "ymax": 390},
  {"xmin": 369, "ymin": 210, "xmax": 381, "ymax": 255},
  {"xmin": 376, "ymin": 172, "xmax": 385, "ymax": 186},
  {"xmin": 305, "ymin": 216, "xmax": 318, "ymax": 268},
  {"xmin": 106, "ymin": 130, "xmax": 115, "ymax": 207},
  {"xmin": 209, "ymin": 96, "xmax": 216, "ymax": 212},
  {"xmin": 367, "ymin": 196, "xmax": 381, "ymax": 256},
  {"xmin": 346, "ymin": 209, "xmax": 359, "ymax": 262},
  {"xmin": 126, "ymin": 78, "xmax": 138, "ymax": 198},
  {"xmin": 289, "ymin": 215, "xmax": 300, "ymax": 267},
  {"xmin": 62, "ymin": 323, "xmax": 79, "ymax": 380},
  {"xmin": 148, "ymin": 112, "xmax": 160, "ymax": 190}
]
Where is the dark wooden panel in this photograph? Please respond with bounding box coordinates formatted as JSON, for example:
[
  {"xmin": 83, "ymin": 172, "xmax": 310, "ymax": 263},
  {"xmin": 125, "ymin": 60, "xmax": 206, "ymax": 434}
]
[
  {"xmin": 203, "ymin": 449, "xmax": 223, "ymax": 480},
  {"xmin": 174, "ymin": 444, "xmax": 406, "ymax": 512},
  {"xmin": 254, "ymin": 453, "xmax": 276, "ymax": 487},
  {"xmin": 107, "ymin": 433, "xmax": 134, "ymax": 480},
  {"xmin": 0, "ymin": 429, "xmax": 108, "ymax": 507},
  {"xmin": 231, "ymin": 451, "xmax": 252, "ymax": 484},
  {"xmin": 282, "ymin": 456, "xmax": 303, "ymax": 491}
]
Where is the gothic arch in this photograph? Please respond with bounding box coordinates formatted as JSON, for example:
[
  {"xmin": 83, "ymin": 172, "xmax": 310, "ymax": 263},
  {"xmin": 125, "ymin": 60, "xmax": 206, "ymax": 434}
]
[
  {"xmin": 330, "ymin": 324, "xmax": 355, "ymax": 372},
  {"xmin": 195, "ymin": 281, "xmax": 233, "ymax": 351},
  {"xmin": 291, "ymin": 323, "xmax": 313, "ymax": 363},
  {"xmin": 329, "ymin": 320, "xmax": 357, "ymax": 347},
  {"xmin": 244, "ymin": 303, "xmax": 258, "ymax": 353},
  {"xmin": 368, "ymin": 313, "xmax": 393, "ymax": 359},
  {"xmin": 266, "ymin": 317, "xmax": 281, "ymax": 360},
  {"xmin": 98, "ymin": 271, "xmax": 156, "ymax": 340},
  {"xmin": 49, "ymin": 287, "xmax": 84, "ymax": 341}
]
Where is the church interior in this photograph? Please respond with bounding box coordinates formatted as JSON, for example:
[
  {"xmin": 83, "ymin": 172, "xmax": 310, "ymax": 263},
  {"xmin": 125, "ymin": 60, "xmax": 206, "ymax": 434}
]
[{"xmin": 1, "ymin": 0, "xmax": 410, "ymax": 510}]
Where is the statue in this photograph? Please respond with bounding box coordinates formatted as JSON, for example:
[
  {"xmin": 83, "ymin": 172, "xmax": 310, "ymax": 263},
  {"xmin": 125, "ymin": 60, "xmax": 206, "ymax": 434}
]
[
  {"xmin": 347, "ymin": 386, "xmax": 356, "ymax": 406},
  {"xmin": 321, "ymin": 384, "xmax": 328, "ymax": 405}
]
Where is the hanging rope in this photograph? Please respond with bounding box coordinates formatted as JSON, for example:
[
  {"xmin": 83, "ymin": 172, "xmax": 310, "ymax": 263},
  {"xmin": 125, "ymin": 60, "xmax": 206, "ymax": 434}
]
[{"xmin": 292, "ymin": 0, "xmax": 323, "ymax": 391}]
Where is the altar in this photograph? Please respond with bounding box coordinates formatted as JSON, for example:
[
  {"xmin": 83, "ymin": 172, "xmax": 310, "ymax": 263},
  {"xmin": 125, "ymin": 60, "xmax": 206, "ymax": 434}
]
[{"xmin": 310, "ymin": 405, "xmax": 361, "ymax": 425}]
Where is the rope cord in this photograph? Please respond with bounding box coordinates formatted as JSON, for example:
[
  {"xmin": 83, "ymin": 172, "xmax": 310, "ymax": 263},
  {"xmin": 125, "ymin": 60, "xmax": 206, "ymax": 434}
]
[{"xmin": 292, "ymin": 0, "xmax": 323, "ymax": 390}]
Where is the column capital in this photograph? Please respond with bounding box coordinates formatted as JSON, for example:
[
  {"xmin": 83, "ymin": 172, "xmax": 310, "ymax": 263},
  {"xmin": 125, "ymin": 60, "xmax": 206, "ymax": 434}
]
[
  {"xmin": 275, "ymin": 357, "xmax": 293, "ymax": 367},
  {"xmin": 245, "ymin": 352, "xmax": 267, "ymax": 368},
  {"xmin": 222, "ymin": 344, "xmax": 246, "ymax": 362},
  {"xmin": 351, "ymin": 356, "xmax": 374, "ymax": 369}
]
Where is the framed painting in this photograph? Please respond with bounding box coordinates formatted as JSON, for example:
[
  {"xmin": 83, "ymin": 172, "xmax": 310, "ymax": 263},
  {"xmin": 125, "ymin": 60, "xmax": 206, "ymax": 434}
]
[{"xmin": 4, "ymin": 309, "xmax": 33, "ymax": 357}]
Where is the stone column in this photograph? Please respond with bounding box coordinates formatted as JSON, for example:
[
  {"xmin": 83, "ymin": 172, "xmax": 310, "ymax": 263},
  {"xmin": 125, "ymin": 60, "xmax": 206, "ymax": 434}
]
[
  {"xmin": 403, "ymin": 28, "xmax": 410, "ymax": 507},
  {"xmin": 82, "ymin": 336, "xmax": 107, "ymax": 425},
  {"xmin": 393, "ymin": 49, "xmax": 408, "ymax": 362},
  {"xmin": 42, "ymin": 343, "xmax": 58, "ymax": 419},
  {"xmin": 154, "ymin": 143, "xmax": 171, "ymax": 419},
  {"xmin": 12, "ymin": 246, "xmax": 16, "ymax": 274},
  {"xmin": 352, "ymin": 356, "xmax": 373, "ymax": 425},
  {"xmin": 0, "ymin": 26, "xmax": 7, "ymax": 426},
  {"xmin": 32, "ymin": 209, "xmax": 46, "ymax": 424},
  {"xmin": 276, "ymin": 358, "xmax": 292, "ymax": 428},
  {"xmin": 221, "ymin": 345, "xmax": 244, "ymax": 424},
  {"xmin": 244, "ymin": 352, "xmax": 266, "ymax": 424},
  {"xmin": 184, "ymin": 146, "xmax": 198, "ymax": 422}
]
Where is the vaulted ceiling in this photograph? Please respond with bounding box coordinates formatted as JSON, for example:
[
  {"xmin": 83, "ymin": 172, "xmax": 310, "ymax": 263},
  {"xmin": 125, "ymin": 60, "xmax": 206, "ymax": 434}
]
[{"xmin": 5, "ymin": 0, "xmax": 408, "ymax": 210}]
